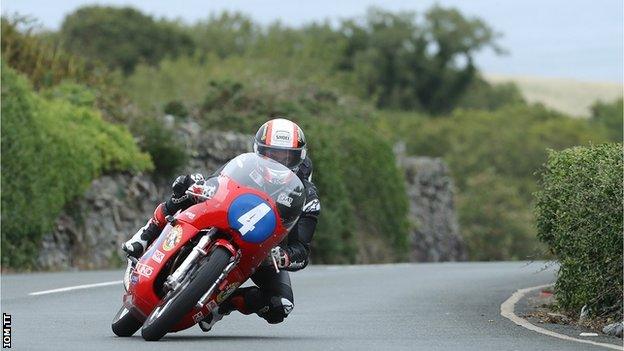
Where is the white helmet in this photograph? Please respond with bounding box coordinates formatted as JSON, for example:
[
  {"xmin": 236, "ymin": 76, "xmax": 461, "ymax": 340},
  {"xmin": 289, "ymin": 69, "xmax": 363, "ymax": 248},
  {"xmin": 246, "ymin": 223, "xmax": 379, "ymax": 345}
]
[{"xmin": 253, "ymin": 118, "xmax": 307, "ymax": 170}]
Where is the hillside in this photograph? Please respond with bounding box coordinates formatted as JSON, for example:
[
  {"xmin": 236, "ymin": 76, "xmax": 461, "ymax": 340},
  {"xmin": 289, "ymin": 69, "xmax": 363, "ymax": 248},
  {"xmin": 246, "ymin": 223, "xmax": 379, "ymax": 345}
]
[
  {"xmin": 486, "ymin": 74, "xmax": 622, "ymax": 117},
  {"xmin": 1, "ymin": 6, "xmax": 620, "ymax": 269}
]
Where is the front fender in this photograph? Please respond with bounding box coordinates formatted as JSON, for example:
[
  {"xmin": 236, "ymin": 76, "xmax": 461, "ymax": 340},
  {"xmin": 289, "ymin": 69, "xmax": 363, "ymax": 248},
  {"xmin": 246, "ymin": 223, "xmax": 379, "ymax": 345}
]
[{"xmin": 213, "ymin": 238, "xmax": 237, "ymax": 257}]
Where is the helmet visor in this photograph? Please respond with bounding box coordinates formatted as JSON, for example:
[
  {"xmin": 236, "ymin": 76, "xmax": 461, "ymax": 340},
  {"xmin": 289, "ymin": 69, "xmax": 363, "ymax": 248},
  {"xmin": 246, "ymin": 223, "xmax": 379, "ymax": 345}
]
[{"xmin": 257, "ymin": 144, "xmax": 303, "ymax": 169}]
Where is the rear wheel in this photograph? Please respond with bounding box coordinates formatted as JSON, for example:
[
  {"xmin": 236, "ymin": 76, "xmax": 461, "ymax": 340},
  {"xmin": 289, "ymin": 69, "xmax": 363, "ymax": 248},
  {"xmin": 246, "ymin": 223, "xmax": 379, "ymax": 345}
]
[
  {"xmin": 111, "ymin": 306, "xmax": 142, "ymax": 337},
  {"xmin": 141, "ymin": 247, "xmax": 232, "ymax": 341}
]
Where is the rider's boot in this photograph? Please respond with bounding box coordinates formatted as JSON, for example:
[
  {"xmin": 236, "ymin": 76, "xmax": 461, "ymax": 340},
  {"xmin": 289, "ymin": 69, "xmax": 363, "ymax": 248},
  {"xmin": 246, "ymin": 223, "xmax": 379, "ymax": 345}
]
[
  {"xmin": 122, "ymin": 203, "xmax": 167, "ymax": 258},
  {"xmin": 122, "ymin": 221, "xmax": 161, "ymax": 258},
  {"xmin": 198, "ymin": 291, "xmax": 248, "ymax": 332},
  {"xmin": 198, "ymin": 308, "xmax": 227, "ymax": 332}
]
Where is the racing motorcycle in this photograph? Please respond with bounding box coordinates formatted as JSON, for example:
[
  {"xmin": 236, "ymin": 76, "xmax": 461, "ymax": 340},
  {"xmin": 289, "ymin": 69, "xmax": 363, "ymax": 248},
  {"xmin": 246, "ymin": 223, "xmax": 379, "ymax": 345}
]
[{"xmin": 111, "ymin": 153, "xmax": 305, "ymax": 341}]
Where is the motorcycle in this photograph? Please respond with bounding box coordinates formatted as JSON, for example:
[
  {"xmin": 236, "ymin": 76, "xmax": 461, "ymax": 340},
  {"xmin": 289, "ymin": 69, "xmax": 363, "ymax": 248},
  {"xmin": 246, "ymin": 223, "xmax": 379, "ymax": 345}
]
[{"xmin": 111, "ymin": 153, "xmax": 306, "ymax": 341}]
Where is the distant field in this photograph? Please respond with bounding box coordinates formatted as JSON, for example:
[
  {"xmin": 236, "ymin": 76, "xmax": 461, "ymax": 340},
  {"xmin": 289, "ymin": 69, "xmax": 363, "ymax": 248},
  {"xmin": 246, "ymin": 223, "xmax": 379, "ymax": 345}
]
[{"xmin": 486, "ymin": 74, "xmax": 623, "ymax": 117}]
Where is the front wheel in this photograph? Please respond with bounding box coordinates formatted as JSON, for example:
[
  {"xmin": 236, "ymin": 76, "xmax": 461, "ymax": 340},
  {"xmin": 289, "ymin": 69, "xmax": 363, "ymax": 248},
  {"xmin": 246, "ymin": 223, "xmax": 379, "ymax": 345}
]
[
  {"xmin": 141, "ymin": 246, "xmax": 232, "ymax": 341},
  {"xmin": 111, "ymin": 305, "xmax": 142, "ymax": 337}
]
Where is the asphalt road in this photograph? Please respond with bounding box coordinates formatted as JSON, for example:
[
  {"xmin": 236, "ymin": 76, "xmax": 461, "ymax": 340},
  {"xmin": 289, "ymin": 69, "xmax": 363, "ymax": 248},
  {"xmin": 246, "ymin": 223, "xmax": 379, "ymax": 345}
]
[{"xmin": 0, "ymin": 262, "xmax": 618, "ymax": 350}]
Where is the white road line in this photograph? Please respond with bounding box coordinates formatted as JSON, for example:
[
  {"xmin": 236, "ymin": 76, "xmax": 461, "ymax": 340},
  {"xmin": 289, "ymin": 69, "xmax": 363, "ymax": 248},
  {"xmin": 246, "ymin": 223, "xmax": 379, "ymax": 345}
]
[
  {"xmin": 501, "ymin": 284, "xmax": 623, "ymax": 350},
  {"xmin": 28, "ymin": 280, "xmax": 123, "ymax": 296}
]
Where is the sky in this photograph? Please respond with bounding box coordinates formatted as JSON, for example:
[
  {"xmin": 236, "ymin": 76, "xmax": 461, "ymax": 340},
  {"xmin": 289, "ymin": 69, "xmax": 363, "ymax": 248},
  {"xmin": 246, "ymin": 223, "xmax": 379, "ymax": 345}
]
[{"xmin": 2, "ymin": 0, "xmax": 623, "ymax": 83}]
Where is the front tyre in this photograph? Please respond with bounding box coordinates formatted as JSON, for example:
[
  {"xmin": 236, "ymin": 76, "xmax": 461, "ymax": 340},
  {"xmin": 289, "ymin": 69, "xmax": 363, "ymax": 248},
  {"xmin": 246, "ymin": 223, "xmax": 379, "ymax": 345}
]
[
  {"xmin": 141, "ymin": 247, "xmax": 232, "ymax": 341},
  {"xmin": 111, "ymin": 306, "xmax": 142, "ymax": 337}
]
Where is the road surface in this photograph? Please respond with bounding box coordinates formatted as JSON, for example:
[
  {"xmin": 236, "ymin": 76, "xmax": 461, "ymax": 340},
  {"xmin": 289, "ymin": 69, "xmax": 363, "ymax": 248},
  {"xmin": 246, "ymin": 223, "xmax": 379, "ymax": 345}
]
[{"xmin": 1, "ymin": 262, "xmax": 619, "ymax": 350}]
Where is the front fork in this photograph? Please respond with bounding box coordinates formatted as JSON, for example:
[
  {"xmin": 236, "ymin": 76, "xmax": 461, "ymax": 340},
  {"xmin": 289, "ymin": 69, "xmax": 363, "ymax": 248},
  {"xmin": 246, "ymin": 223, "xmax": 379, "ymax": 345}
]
[
  {"xmin": 163, "ymin": 228, "xmax": 240, "ymax": 310},
  {"xmin": 164, "ymin": 228, "xmax": 217, "ymax": 291},
  {"xmin": 195, "ymin": 257, "xmax": 238, "ymax": 309}
]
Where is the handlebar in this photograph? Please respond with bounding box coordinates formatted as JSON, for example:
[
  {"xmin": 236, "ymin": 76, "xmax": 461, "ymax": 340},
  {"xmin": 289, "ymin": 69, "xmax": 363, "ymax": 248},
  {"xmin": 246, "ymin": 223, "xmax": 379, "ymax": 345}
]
[
  {"xmin": 184, "ymin": 181, "xmax": 217, "ymax": 201},
  {"xmin": 185, "ymin": 189, "xmax": 211, "ymax": 201}
]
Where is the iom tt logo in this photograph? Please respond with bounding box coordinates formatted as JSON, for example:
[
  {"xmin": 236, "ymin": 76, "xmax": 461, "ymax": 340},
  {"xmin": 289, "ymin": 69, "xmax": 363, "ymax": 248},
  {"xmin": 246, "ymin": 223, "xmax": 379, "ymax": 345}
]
[{"xmin": 3, "ymin": 313, "xmax": 11, "ymax": 348}]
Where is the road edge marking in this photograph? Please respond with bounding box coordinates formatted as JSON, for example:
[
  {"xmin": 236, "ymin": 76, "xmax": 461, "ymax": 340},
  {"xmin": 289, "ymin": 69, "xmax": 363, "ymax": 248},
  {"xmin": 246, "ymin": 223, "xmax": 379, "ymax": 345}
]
[
  {"xmin": 28, "ymin": 280, "xmax": 123, "ymax": 296},
  {"xmin": 500, "ymin": 284, "xmax": 623, "ymax": 350}
]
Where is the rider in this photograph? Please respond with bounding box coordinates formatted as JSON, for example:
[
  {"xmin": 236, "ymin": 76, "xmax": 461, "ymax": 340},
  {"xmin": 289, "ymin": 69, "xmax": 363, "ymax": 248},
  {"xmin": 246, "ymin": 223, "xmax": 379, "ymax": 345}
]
[{"xmin": 122, "ymin": 118, "xmax": 321, "ymax": 330}]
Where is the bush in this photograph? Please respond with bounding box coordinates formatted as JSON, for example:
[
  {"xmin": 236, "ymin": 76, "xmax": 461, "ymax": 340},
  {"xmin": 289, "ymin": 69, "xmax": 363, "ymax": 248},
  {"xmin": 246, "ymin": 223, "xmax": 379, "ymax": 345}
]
[
  {"xmin": 590, "ymin": 98, "xmax": 623, "ymax": 142},
  {"xmin": 125, "ymin": 57, "xmax": 217, "ymax": 113},
  {"xmin": 1, "ymin": 17, "xmax": 90, "ymax": 89},
  {"xmin": 535, "ymin": 143, "xmax": 623, "ymax": 319},
  {"xmin": 457, "ymin": 77, "xmax": 526, "ymax": 111},
  {"xmin": 303, "ymin": 124, "xmax": 358, "ymax": 263},
  {"xmin": 1, "ymin": 65, "xmax": 152, "ymax": 269},
  {"xmin": 408, "ymin": 105, "xmax": 606, "ymax": 192},
  {"xmin": 130, "ymin": 116, "xmax": 188, "ymax": 180},
  {"xmin": 41, "ymin": 81, "xmax": 96, "ymax": 107},
  {"xmin": 303, "ymin": 121, "xmax": 410, "ymax": 262},
  {"xmin": 1, "ymin": 17, "xmax": 130, "ymax": 122},
  {"xmin": 337, "ymin": 122, "xmax": 409, "ymax": 261},
  {"xmin": 163, "ymin": 100, "xmax": 188, "ymax": 118},
  {"xmin": 458, "ymin": 171, "xmax": 537, "ymax": 261}
]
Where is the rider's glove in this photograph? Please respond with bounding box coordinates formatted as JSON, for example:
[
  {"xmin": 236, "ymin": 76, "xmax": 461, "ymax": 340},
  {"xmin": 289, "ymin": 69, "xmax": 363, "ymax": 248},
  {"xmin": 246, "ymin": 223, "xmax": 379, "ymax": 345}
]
[
  {"xmin": 171, "ymin": 173, "xmax": 204, "ymax": 204},
  {"xmin": 188, "ymin": 174, "xmax": 206, "ymax": 195},
  {"xmin": 270, "ymin": 246, "xmax": 290, "ymax": 269},
  {"xmin": 171, "ymin": 175, "xmax": 192, "ymax": 203}
]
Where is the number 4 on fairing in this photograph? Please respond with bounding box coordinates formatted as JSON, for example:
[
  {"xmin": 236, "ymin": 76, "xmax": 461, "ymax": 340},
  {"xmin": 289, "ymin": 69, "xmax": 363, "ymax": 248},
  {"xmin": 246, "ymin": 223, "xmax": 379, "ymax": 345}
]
[{"xmin": 237, "ymin": 203, "xmax": 271, "ymax": 235}]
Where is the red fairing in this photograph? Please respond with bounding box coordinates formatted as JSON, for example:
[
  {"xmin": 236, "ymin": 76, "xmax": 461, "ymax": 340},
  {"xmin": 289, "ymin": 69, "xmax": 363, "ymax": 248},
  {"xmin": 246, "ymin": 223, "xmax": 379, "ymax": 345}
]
[{"xmin": 123, "ymin": 174, "xmax": 290, "ymax": 332}]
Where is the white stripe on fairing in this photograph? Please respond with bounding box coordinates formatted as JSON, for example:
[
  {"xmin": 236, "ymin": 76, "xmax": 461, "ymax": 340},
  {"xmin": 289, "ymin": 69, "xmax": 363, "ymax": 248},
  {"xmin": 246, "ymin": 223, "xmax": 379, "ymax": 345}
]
[{"xmin": 28, "ymin": 280, "xmax": 122, "ymax": 296}]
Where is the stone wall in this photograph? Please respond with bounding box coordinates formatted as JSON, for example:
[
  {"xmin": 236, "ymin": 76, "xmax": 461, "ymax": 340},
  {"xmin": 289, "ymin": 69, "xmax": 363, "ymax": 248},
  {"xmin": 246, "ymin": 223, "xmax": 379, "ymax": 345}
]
[
  {"xmin": 37, "ymin": 127, "xmax": 466, "ymax": 269},
  {"xmin": 37, "ymin": 126, "xmax": 252, "ymax": 269},
  {"xmin": 396, "ymin": 144, "xmax": 467, "ymax": 262}
]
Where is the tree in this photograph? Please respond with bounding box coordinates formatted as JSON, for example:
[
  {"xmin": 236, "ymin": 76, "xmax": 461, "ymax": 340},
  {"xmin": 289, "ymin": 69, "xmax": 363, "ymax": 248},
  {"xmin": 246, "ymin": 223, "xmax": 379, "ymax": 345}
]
[
  {"xmin": 337, "ymin": 7, "xmax": 503, "ymax": 114},
  {"xmin": 189, "ymin": 12, "xmax": 257, "ymax": 59},
  {"xmin": 60, "ymin": 6, "xmax": 194, "ymax": 74}
]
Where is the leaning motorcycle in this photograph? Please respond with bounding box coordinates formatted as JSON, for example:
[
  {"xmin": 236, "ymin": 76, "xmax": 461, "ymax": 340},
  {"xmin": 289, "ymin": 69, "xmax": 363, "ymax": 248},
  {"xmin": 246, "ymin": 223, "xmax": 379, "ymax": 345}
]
[{"xmin": 111, "ymin": 153, "xmax": 305, "ymax": 341}]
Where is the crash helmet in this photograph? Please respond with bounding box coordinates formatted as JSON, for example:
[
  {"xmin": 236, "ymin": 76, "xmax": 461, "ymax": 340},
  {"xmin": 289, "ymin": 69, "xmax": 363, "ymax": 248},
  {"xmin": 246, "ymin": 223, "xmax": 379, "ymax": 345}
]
[{"xmin": 253, "ymin": 118, "xmax": 307, "ymax": 170}]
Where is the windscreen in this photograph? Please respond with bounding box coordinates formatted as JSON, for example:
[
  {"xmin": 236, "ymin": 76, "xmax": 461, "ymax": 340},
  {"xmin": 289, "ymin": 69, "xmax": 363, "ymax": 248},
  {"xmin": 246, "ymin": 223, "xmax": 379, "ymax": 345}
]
[{"xmin": 220, "ymin": 153, "xmax": 306, "ymax": 229}]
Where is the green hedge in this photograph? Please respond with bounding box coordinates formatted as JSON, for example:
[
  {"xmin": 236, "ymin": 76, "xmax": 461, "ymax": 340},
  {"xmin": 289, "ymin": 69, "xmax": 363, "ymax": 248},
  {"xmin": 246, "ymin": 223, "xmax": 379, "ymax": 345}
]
[
  {"xmin": 1, "ymin": 65, "xmax": 152, "ymax": 269},
  {"xmin": 535, "ymin": 143, "xmax": 623, "ymax": 319}
]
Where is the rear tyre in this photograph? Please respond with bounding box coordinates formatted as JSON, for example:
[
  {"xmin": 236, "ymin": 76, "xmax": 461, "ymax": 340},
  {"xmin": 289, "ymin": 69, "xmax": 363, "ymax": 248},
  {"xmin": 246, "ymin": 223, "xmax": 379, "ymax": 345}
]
[
  {"xmin": 111, "ymin": 306, "xmax": 142, "ymax": 337},
  {"xmin": 141, "ymin": 247, "xmax": 232, "ymax": 341}
]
